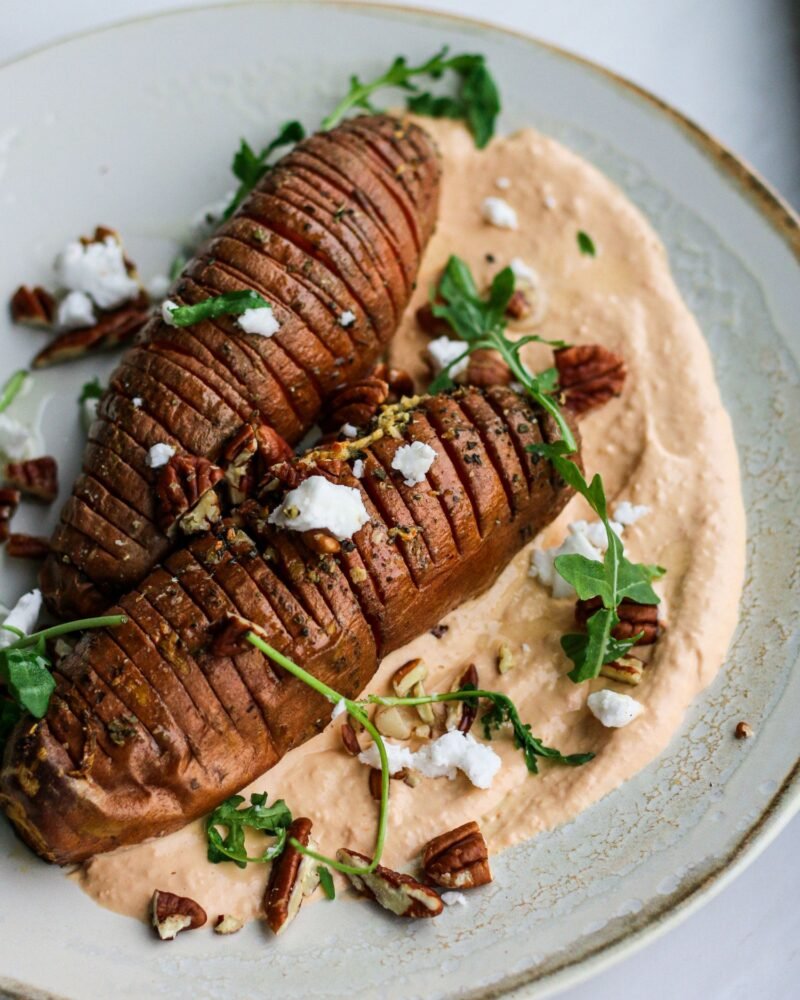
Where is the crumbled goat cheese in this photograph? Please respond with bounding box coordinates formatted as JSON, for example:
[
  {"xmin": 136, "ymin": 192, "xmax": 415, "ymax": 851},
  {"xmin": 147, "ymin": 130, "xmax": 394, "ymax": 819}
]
[
  {"xmin": 238, "ymin": 306, "xmax": 280, "ymax": 338},
  {"xmin": 56, "ymin": 290, "xmax": 95, "ymax": 330},
  {"xmin": 358, "ymin": 731, "xmax": 501, "ymax": 790},
  {"xmin": 146, "ymin": 274, "xmax": 171, "ymax": 299},
  {"xmin": 391, "ymin": 441, "xmax": 436, "ymax": 486},
  {"xmin": 352, "ymin": 458, "xmax": 365, "ymax": 479},
  {"xmin": 587, "ymin": 690, "xmax": 644, "ymax": 728},
  {"xmin": 161, "ymin": 299, "xmax": 179, "ymax": 326},
  {"xmin": 55, "ymin": 235, "xmax": 139, "ymax": 310},
  {"xmin": 0, "ymin": 589, "xmax": 42, "ymax": 648},
  {"xmin": 81, "ymin": 397, "xmax": 99, "ymax": 434},
  {"xmin": 427, "ymin": 336, "xmax": 469, "ymax": 379},
  {"xmin": 441, "ymin": 891, "xmax": 468, "ymax": 907},
  {"xmin": 0, "ymin": 413, "xmax": 34, "ymax": 460},
  {"xmin": 268, "ymin": 475, "xmax": 370, "ymax": 541},
  {"xmin": 495, "ymin": 177, "xmax": 511, "ymax": 190},
  {"xmin": 146, "ymin": 443, "xmax": 176, "ymax": 469},
  {"xmin": 509, "ymin": 257, "xmax": 539, "ymax": 288},
  {"xmin": 530, "ymin": 517, "xmax": 628, "ymax": 599},
  {"xmin": 481, "ymin": 197, "xmax": 518, "ymax": 230},
  {"xmin": 338, "ymin": 310, "xmax": 356, "ymax": 328},
  {"xmin": 294, "ymin": 424, "xmax": 322, "ymax": 454},
  {"xmin": 612, "ymin": 501, "xmax": 650, "ymax": 526},
  {"xmin": 340, "ymin": 423, "xmax": 358, "ymax": 439},
  {"xmin": 132, "ymin": 397, "xmax": 143, "ymax": 408},
  {"xmin": 331, "ymin": 699, "xmax": 347, "ymax": 720}
]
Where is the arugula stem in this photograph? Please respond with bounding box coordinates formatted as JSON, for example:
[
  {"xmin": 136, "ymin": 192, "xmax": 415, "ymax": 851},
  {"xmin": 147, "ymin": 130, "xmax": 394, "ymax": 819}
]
[
  {"xmin": 245, "ymin": 632, "xmax": 390, "ymax": 876},
  {"xmin": 0, "ymin": 370, "xmax": 28, "ymax": 414},
  {"xmin": 2, "ymin": 615, "xmax": 128, "ymax": 653}
]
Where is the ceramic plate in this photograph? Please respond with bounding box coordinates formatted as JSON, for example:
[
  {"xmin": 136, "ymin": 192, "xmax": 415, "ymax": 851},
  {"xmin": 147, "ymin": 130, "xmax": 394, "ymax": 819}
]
[{"xmin": 0, "ymin": 4, "xmax": 798, "ymax": 998}]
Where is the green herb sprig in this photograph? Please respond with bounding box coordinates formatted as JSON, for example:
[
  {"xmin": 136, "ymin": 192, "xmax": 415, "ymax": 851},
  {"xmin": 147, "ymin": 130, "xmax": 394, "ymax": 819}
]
[
  {"xmin": 426, "ymin": 255, "xmax": 664, "ymax": 683},
  {"xmin": 205, "ymin": 792, "xmax": 292, "ymax": 868},
  {"xmin": 577, "ymin": 230, "xmax": 596, "ymax": 256},
  {"xmin": 0, "ymin": 370, "xmax": 29, "ymax": 414},
  {"xmin": 165, "ymin": 290, "xmax": 271, "ymax": 328},
  {"xmin": 78, "ymin": 377, "xmax": 103, "ymax": 405},
  {"xmin": 223, "ymin": 120, "xmax": 305, "ymax": 219},
  {"xmin": 318, "ymin": 865, "xmax": 336, "ymax": 899}
]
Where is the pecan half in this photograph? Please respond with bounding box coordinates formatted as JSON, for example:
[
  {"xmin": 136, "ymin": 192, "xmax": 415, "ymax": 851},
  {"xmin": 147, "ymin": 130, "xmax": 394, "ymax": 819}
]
[
  {"xmin": 464, "ymin": 349, "xmax": 512, "ymax": 388},
  {"xmin": 265, "ymin": 817, "xmax": 320, "ymax": 935},
  {"xmin": 6, "ymin": 533, "xmax": 49, "ymax": 560},
  {"xmin": 555, "ymin": 344, "xmax": 627, "ymax": 416},
  {"xmin": 600, "ymin": 654, "xmax": 644, "ymax": 686},
  {"xmin": 337, "ymin": 848, "xmax": 443, "ymax": 918},
  {"xmin": 222, "ymin": 422, "xmax": 293, "ymax": 503},
  {"xmin": 323, "ymin": 375, "xmax": 389, "ymax": 432},
  {"xmin": 371, "ymin": 363, "xmax": 415, "ymax": 402},
  {"xmin": 151, "ymin": 889, "xmax": 207, "ymax": 940},
  {"xmin": 155, "ymin": 454, "xmax": 224, "ymax": 530},
  {"xmin": 576, "ymin": 597, "xmax": 660, "ymax": 645},
  {"xmin": 422, "ymin": 820, "xmax": 492, "ymax": 889},
  {"xmin": 368, "ymin": 767, "xmax": 409, "ymax": 801},
  {"xmin": 32, "ymin": 292, "xmax": 150, "ymax": 368},
  {"xmin": 445, "ymin": 664, "xmax": 479, "ymax": 734},
  {"xmin": 0, "ymin": 487, "xmax": 21, "ymax": 544},
  {"xmin": 340, "ymin": 718, "xmax": 362, "ymax": 756},
  {"xmin": 10, "ymin": 285, "xmax": 56, "ymax": 327},
  {"xmin": 4, "ymin": 456, "xmax": 59, "ymax": 502}
]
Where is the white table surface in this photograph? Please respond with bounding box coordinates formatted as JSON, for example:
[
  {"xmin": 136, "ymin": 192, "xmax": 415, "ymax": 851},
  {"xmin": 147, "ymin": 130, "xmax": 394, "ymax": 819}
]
[{"xmin": 2, "ymin": 2, "xmax": 798, "ymax": 999}]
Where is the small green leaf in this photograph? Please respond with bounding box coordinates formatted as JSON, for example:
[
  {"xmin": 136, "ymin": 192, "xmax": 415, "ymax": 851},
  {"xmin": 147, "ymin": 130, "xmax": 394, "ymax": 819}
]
[
  {"xmin": 205, "ymin": 791, "xmax": 292, "ymax": 868},
  {"xmin": 0, "ymin": 646, "xmax": 56, "ymax": 718},
  {"xmin": 577, "ymin": 230, "xmax": 596, "ymax": 256},
  {"xmin": 554, "ymin": 553, "xmax": 611, "ymax": 604},
  {"xmin": 224, "ymin": 120, "xmax": 305, "ymax": 219},
  {"xmin": 167, "ymin": 290, "xmax": 270, "ymax": 328},
  {"xmin": 318, "ymin": 865, "xmax": 336, "ymax": 899},
  {"xmin": 78, "ymin": 377, "xmax": 103, "ymax": 405},
  {"xmin": 0, "ymin": 370, "xmax": 29, "ymax": 414}
]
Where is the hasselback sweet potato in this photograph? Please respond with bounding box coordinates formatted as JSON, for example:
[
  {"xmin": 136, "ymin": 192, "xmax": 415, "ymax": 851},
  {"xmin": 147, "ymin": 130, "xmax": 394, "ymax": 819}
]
[
  {"xmin": 41, "ymin": 115, "xmax": 440, "ymax": 620},
  {"xmin": 1, "ymin": 387, "xmax": 577, "ymax": 864}
]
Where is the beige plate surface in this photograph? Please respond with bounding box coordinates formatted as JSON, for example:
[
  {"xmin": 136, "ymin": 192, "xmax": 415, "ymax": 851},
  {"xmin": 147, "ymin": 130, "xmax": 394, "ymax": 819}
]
[{"xmin": 0, "ymin": 3, "xmax": 798, "ymax": 998}]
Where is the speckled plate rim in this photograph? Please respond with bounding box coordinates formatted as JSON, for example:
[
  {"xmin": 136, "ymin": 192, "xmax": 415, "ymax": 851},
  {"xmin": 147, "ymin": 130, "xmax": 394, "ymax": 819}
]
[{"xmin": 0, "ymin": 4, "xmax": 797, "ymax": 999}]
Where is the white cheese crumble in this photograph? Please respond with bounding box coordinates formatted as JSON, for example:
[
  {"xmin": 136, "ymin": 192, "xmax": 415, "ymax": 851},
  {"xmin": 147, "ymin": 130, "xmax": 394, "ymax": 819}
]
[
  {"xmin": 146, "ymin": 274, "xmax": 171, "ymax": 299},
  {"xmin": 146, "ymin": 443, "xmax": 176, "ymax": 469},
  {"xmin": 358, "ymin": 731, "xmax": 502, "ymax": 790},
  {"xmin": 340, "ymin": 423, "xmax": 358, "ymax": 439},
  {"xmin": 161, "ymin": 299, "xmax": 179, "ymax": 327},
  {"xmin": 509, "ymin": 257, "xmax": 539, "ymax": 289},
  {"xmin": 331, "ymin": 699, "xmax": 347, "ymax": 720},
  {"xmin": 495, "ymin": 177, "xmax": 511, "ymax": 190},
  {"xmin": 481, "ymin": 196, "xmax": 518, "ymax": 230},
  {"xmin": 338, "ymin": 310, "xmax": 356, "ymax": 328},
  {"xmin": 55, "ymin": 235, "xmax": 139, "ymax": 310},
  {"xmin": 268, "ymin": 475, "xmax": 369, "ymax": 541},
  {"xmin": 56, "ymin": 290, "xmax": 95, "ymax": 330},
  {"xmin": 427, "ymin": 336, "xmax": 469, "ymax": 379},
  {"xmin": 0, "ymin": 589, "xmax": 42, "ymax": 649},
  {"xmin": 81, "ymin": 397, "xmax": 99, "ymax": 434},
  {"xmin": 238, "ymin": 305, "xmax": 280, "ymax": 338},
  {"xmin": 0, "ymin": 413, "xmax": 34, "ymax": 460},
  {"xmin": 352, "ymin": 458, "xmax": 365, "ymax": 479},
  {"xmin": 132, "ymin": 397, "xmax": 143, "ymax": 408},
  {"xmin": 587, "ymin": 689, "xmax": 644, "ymax": 728},
  {"xmin": 391, "ymin": 441, "xmax": 436, "ymax": 486},
  {"xmin": 612, "ymin": 501, "xmax": 650, "ymax": 526},
  {"xmin": 441, "ymin": 891, "xmax": 468, "ymax": 907}
]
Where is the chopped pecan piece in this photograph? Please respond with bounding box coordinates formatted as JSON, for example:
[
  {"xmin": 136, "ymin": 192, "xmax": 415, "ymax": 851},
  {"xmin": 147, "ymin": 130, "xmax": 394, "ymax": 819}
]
[
  {"xmin": 422, "ymin": 820, "xmax": 492, "ymax": 889},
  {"xmin": 735, "ymin": 720, "xmax": 754, "ymax": 740},
  {"xmin": 214, "ymin": 914, "xmax": 244, "ymax": 935},
  {"xmin": 265, "ymin": 817, "xmax": 320, "ymax": 935},
  {"xmin": 323, "ymin": 375, "xmax": 389, "ymax": 432},
  {"xmin": 0, "ymin": 487, "xmax": 21, "ymax": 543},
  {"xmin": 337, "ymin": 848, "xmax": 443, "ymax": 918},
  {"xmin": 505, "ymin": 289, "xmax": 532, "ymax": 320},
  {"xmin": 151, "ymin": 889, "xmax": 207, "ymax": 940},
  {"xmin": 155, "ymin": 454, "xmax": 224, "ymax": 530},
  {"xmin": 303, "ymin": 528, "xmax": 341, "ymax": 555},
  {"xmin": 465, "ymin": 349, "xmax": 512, "ymax": 388},
  {"xmin": 371, "ymin": 363, "xmax": 415, "ymax": 402},
  {"xmin": 392, "ymin": 658, "xmax": 427, "ymax": 698},
  {"xmin": 340, "ymin": 718, "xmax": 362, "ymax": 756},
  {"xmin": 555, "ymin": 344, "xmax": 627, "ymax": 416},
  {"xmin": 222, "ymin": 422, "xmax": 293, "ymax": 503},
  {"xmin": 415, "ymin": 301, "xmax": 452, "ymax": 338},
  {"xmin": 576, "ymin": 597, "xmax": 660, "ymax": 645},
  {"xmin": 210, "ymin": 612, "xmax": 271, "ymax": 658},
  {"xmin": 6, "ymin": 533, "xmax": 50, "ymax": 560},
  {"xmin": 445, "ymin": 664, "xmax": 479, "ymax": 734},
  {"xmin": 10, "ymin": 285, "xmax": 56, "ymax": 327},
  {"xmin": 31, "ymin": 292, "xmax": 150, "ymax": 368},
  {"xmin": 4, "ymin": 456, "xmax": 59, "ymax": 502},
  {"xmin": 600, "ymin": 654, "xmax": 644, "ymax": 686}
]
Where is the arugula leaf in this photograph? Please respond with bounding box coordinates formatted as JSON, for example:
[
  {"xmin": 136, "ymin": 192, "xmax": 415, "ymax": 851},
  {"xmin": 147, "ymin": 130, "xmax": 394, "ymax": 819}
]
[
  {"xmin": 322, "ymin": 48, "xmax": 500, "ymax": 149},
  {"xmin": 318, "ymin": 865, "xmax": 336, "ymax": 900},
  {"xmin": 223, "ymin": 120, "xmax": 305, "ymax": 219},
  {"xmin": 0, "ymin": 642, "xmax": 55, "ymax": 718},
  {"xmin": 205, "ymin": 791, "xmax": 292, "ymax": 869},
  {"xmin": 78, "ymin": 377, "xmax": 103, "ymax": 405},
  {"xmin": 0, "ymin": 370, "xmax": 28, "ymax": 414},
  {"xmin": 166, "ymin": 290, "xmax": 270, "ymax": 328},
  {"xmin": 577, "ymin": 230, "xmax": 596, "ymax": 256}
]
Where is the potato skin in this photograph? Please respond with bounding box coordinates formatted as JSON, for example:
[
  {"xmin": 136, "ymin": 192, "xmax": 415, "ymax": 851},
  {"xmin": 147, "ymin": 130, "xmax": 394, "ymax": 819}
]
[
  {"xmin": 1, "ymin": 387, "xmax": 577, "ymax": 864},
  {"xmin": 40, "ymin": 115, "xmax": 441, "ymax": 620}
]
